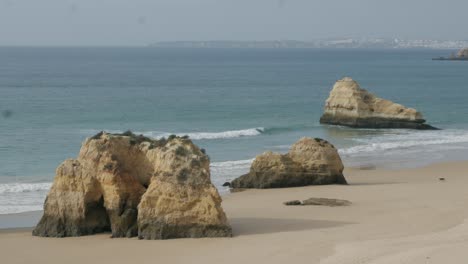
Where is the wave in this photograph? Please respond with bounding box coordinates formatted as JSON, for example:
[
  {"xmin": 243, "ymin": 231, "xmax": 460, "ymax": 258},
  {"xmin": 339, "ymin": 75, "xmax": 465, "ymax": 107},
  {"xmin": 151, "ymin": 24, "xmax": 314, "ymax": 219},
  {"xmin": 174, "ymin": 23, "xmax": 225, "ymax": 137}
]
[
  {"xmin": 210, "ymin": 159, "xmax": 253, "ymax": 193},
  {"xmin": 0, "ymin": 205, "xmax": 45, "ymax": 215},
  {"xmin": 0, "ymin": 182, "xmax": 52, "ymax": 214},
  {"xmin": 153, "ymin": 128, "xmax": 264, "ymax": 140},
  {"xmin": 0, "ymin": 159, "xmax": 255, "ymax": 214},
  {"xmin": 211, "ymin": 159, "xmax": 254, "ymax": 168},
  {"xmin": 339, "ymin": 129, "xmax": 468, "ymax": 155},
  {"xmin": 80, "ymin": 123, "xmax": 321, "ymax": 141},
  {"xmin": 0, "ymin": 182, "xmax": 52, "ymax": 194},
  {"xmin": 82, "ymin": 128, "xmax": 265, "ymax": 140}
]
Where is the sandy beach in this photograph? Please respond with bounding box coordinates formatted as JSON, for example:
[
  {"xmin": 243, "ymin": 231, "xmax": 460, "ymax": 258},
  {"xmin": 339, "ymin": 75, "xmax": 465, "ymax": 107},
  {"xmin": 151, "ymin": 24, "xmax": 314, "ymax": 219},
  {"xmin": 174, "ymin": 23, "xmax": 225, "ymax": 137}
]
[
  {"xmin": 2, "ymin": 1, "xmax": 468, "ymax": 263},
  {"xmin": 1, "ymin": 160, "xmax": 468, "ymax": 264}
]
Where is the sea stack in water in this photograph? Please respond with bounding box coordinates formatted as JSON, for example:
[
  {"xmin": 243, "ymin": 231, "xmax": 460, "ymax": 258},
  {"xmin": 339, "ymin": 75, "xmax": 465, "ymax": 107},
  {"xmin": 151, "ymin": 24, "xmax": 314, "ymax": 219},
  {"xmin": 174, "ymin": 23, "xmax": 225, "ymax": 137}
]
[
  {"xmin": 33, "ymin": 131, "xmax": 232, "ymax": 239},
  {"xmin": 230, "ymin": 137, "xmax": 347, "ymax": 188},
  {"xmin": 320, "ymin": 77, "xmax": 437, "ymax": 129},
  {"xmin": 457, "ymin": 48, "xmax": 468, "ymax": 58}
]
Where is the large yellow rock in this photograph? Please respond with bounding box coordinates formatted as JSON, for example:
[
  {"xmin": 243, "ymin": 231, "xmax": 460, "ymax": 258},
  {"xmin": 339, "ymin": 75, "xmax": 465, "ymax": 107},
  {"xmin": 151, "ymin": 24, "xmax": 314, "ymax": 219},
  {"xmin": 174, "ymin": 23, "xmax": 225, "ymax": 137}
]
[
  {"xmin": 230, "ymin": 137, "xmax": 347, "ymax": 188},
  {"xmin": 33, "ymin": 132, "xmax": 232, "ymax": 239},
  {"xmin": 320, "ymin": 77, "xmax": 436, "ymax": 129}
]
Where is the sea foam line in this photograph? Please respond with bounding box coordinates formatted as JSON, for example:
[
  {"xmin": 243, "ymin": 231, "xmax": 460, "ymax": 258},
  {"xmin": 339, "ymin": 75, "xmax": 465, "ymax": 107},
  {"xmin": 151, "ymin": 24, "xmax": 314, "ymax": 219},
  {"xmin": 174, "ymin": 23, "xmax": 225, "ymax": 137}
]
[
  {"xmin": 339, "ymin": 129, "xmax": 468, "ymax": 155},
  {"xmin": 0, "ymin": 159, "xmax": 254, "ymax": 195},
  {"xmin": 211, "ymin": 159, "xmax": 254, "ymax": 169},
  {"xmin": 82, "ymin": 127, "xmax": 265, "ymax": 140},
  {"xmin": 0, "ymin": 182, "xmax": 52, "ymax": 194},
  {"xmin": 148, "ymin": 128, "xmax": 264, "ymax": 140}
]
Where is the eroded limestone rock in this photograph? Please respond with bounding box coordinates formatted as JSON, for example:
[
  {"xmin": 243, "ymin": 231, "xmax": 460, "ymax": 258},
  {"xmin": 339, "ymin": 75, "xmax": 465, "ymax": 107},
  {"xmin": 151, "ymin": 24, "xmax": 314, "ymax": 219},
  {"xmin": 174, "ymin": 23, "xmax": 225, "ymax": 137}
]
[
  {"xmin": 230, "ymin": 137, "xmax": 347, "ymax": 188},
  {"xmin": 33, "ymin": 132, "xmax": 232, "ymax": 239},
  {"xmin": 457, "ymin": 48, "xmax": 468, "ymax": 58},
  {"xmin": 320, "ymin": 77, "xmax": 437, "ymax": 129}
]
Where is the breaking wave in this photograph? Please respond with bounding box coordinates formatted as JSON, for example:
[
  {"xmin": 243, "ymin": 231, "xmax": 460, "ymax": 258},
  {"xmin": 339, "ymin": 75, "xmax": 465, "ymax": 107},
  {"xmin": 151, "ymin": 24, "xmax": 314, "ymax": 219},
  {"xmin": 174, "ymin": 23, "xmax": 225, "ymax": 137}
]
[
  {"xmin": 0, "ymin": 182, "xmax": 52, "ymax": 214},
  {"xmin": 0, "ymin": 182, "xmax": 52, "ymax": 194},
  {"xmin": 82, "ymin": 128, "xmax": 265, "ymax": 140},
  {"xmin": 339, "ymin": 129, "xmax": 468, "ymax": 155},
  {"xmin": 80, "ymin": 124, "xmax": 320, "ymax": 141}
]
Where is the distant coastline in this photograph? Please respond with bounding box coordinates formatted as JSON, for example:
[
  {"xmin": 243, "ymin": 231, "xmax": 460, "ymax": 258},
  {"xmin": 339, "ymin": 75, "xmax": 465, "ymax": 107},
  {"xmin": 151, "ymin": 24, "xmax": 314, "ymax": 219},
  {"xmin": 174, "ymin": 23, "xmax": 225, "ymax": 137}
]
[
  {"xmin": 432, "ymin": 57, "xmax": 468, "ymax": 61},
  {"xmin": 432, "ymin": 47, "xmax": 468, "ymax": 60},
  {"xmin": 148, "ymin": 39, "xmax": 468, "ymax": 49}
]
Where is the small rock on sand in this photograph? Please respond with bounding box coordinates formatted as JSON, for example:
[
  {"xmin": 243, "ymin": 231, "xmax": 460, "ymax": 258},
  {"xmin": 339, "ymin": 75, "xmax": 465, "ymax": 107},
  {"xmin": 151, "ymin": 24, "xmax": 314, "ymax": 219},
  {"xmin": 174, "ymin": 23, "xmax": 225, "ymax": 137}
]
[
  {"xmin": 284, "ymin": 198, "xmax": 352, "ymax": 207},
  {"xmin": 302, "ymin": 198, "xmax": 351, "ymax": 207},
  {"xmin": 283, "ymin": 200, "xmax": 302, "ymax": 206}
]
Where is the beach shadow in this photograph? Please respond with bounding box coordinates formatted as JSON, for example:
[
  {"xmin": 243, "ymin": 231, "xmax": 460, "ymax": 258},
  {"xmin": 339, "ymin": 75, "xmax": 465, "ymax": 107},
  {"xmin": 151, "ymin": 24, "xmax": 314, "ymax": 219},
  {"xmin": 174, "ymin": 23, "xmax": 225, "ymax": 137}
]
[{"xmin": 230, "ymin": 217, "xmax": 352, "ymax": 236}]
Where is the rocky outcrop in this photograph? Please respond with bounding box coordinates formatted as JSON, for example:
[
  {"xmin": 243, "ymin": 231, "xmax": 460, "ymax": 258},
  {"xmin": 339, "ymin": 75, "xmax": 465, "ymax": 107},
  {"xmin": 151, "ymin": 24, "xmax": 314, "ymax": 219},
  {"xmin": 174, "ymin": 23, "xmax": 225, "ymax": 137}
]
[
  {"xmin": 320, "ymin": 77, "xmax": 437, "ymax": 129},
  {"xmin": 302, "ymin": 198, "xmax": 351, "ymax": 206},
  {"xmin": 283, "ymin": 200, "xmax": 302, "ymax": 206},
  {"xmin": 284, "ymin": 198, "xmax": 351, "ymax": 207},
  {"xmin": 33, "ymin": 131, "xmax": 232, "ymax": 239},
  {"xmin": 230, "ymin": 137, "xmax": 347, "ymax": 189},
  {"xmin": 457, "ymin": 48, "xmax": 468, "ymax": 58}
]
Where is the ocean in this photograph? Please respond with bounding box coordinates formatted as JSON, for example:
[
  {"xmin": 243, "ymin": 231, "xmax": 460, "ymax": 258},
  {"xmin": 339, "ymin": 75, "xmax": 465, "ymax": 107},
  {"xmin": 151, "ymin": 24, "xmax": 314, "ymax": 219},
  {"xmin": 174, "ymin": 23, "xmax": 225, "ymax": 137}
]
[{"xmin": 1, "ymin": 47, "xmax": 468, "ymax": 215}]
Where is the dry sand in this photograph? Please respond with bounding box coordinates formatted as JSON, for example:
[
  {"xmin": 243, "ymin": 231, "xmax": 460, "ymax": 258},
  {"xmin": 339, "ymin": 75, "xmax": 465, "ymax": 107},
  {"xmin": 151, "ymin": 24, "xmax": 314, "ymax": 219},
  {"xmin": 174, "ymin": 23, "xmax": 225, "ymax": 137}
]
[{"xmin": 1, "ymin": 161, "xmax": 468, "ymax": 264}]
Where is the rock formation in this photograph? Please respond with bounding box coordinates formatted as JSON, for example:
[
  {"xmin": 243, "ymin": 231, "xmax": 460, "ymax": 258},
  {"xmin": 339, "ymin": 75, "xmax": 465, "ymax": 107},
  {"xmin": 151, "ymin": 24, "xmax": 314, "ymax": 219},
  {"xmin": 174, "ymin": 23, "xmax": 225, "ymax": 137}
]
[
  {"xmin": 33, "ymin": 131, "xmax": 232, "ymax": 239},
  {"xmin": 283, "ymin": 198, "xmax": 351, "ymax": 207},
  {"xmin": 230, "ymin": 137, "xmax": 347, "ymax": 188},
  {"xmin": 320, "ymin": 77, "xmax": 437, "ymax": 129},
  {"xmin": 283, "ymin": 200, "xmax": 302, "ymax": 206},
  {"xmin": 457, "ymin": 48, "xmax": 468, "ymax": 58},
  {"xmin": 302, "ymin": 197, "xmax": 351, "ymax": 206}
]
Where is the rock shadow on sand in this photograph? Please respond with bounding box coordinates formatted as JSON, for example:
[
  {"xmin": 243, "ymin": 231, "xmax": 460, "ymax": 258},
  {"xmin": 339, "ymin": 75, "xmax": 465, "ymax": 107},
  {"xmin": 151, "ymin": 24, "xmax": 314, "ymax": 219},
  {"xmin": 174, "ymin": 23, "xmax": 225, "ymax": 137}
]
[{"xmin": 230, "ymin": 217, "xmax": 352, "ymax": 236}]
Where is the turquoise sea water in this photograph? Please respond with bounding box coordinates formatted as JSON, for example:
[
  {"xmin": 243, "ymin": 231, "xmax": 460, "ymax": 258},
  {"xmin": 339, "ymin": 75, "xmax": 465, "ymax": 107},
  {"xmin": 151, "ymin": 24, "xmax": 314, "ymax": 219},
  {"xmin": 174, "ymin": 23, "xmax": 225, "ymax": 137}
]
[{"xmin": 1, "ymin": 47, "xmax": 468, "ymax": 214}]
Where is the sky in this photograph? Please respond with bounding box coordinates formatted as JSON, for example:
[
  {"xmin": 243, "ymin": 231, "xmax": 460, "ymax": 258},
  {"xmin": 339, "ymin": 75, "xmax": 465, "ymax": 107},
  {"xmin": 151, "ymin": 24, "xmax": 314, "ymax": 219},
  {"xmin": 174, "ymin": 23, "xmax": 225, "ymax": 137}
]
[{"xmin": 0, "ymin": 0, "xmax": 467, "ymax": 46}]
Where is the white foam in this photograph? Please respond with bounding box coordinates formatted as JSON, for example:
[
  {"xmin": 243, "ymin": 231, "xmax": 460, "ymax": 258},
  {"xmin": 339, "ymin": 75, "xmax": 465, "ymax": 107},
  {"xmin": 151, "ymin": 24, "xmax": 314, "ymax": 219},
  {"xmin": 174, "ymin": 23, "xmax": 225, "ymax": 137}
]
[
  {"xmin": 0, "ymin": 159, "xmax": 256, "ymax": 214},
  {"xmin": 159, "ymin": 127, "xmax": 264, "ymax": 140},
  {"xmin": 210, "ymin": 159, "xmax": 254, "ymax": 192},
  {"xmin": 0, "ymin": 205, "xmax": 44, "ymax": 215},
  {"xmin": 0, "ymin": 182, "xmax": 52, "ymax": 194},
  {"xmin": 82, "ymin": 128, "xmax": 264, "ymax": 140},
  {"xmin": 211, "ymin": 159, "xmax": 254, "ymax": 169},
  {"xmin": 339, "ymin": 129, "xmax": 468, "ymax": 155},
  {"xmin": 0, "ymin": 182, "xmax": 51, "ymax": 214}
]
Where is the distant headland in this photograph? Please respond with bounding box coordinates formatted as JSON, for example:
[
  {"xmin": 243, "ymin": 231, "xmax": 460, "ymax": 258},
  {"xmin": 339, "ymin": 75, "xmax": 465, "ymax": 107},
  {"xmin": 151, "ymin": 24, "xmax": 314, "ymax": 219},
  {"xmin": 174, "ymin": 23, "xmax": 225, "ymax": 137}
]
[
  {"xmin": 433, "ymin": 48, "xmax": 468, "ymax": 60},
  {"xmin": 148, "ymin": 39, "xmax": 468, "ymax": 49}
]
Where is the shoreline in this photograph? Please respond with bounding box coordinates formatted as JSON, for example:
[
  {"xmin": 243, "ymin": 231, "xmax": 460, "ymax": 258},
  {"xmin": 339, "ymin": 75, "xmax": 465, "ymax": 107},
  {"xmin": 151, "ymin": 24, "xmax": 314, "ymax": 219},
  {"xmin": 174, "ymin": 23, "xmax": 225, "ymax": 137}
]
[
  {"xmin": 0, "ymin": 159, "xmax": 466, "ymax": 227},
  {"xmin": 4, "ymin": 130, "xmax": 468, "ymax": 216},
  {"xmin": 0, "ymin": 210, "xmax": 42, "ymax": 230},
  {"xmin": 0, "ymin": 159, "xmax": 443, "ymax": 222},
  {"xmin": 1, "ymin": 160, "xmax": 468, "ymax": 263}
]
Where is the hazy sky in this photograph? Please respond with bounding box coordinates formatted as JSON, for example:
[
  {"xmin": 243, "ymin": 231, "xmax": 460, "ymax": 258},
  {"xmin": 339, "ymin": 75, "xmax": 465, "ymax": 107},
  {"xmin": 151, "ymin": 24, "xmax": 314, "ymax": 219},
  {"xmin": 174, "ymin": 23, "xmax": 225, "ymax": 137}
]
[{"xmin": 1, "ymin": 0, "xmax": 467, "ymax": 46}]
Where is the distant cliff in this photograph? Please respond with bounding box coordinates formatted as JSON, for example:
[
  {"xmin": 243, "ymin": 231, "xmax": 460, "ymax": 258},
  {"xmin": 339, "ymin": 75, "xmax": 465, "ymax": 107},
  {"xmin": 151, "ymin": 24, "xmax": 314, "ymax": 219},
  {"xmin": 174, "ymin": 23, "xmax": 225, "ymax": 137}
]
[
  {"xmin": 433, "ymin": 47, "xmax": 468, "ymax": 61},
  {"xmin": 457, "ymin": 48, "xmax": 468, "ymax": 58},
  {"xmin": 149, "ymin": 39, "xmax": 468, "ymax": 49}
]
